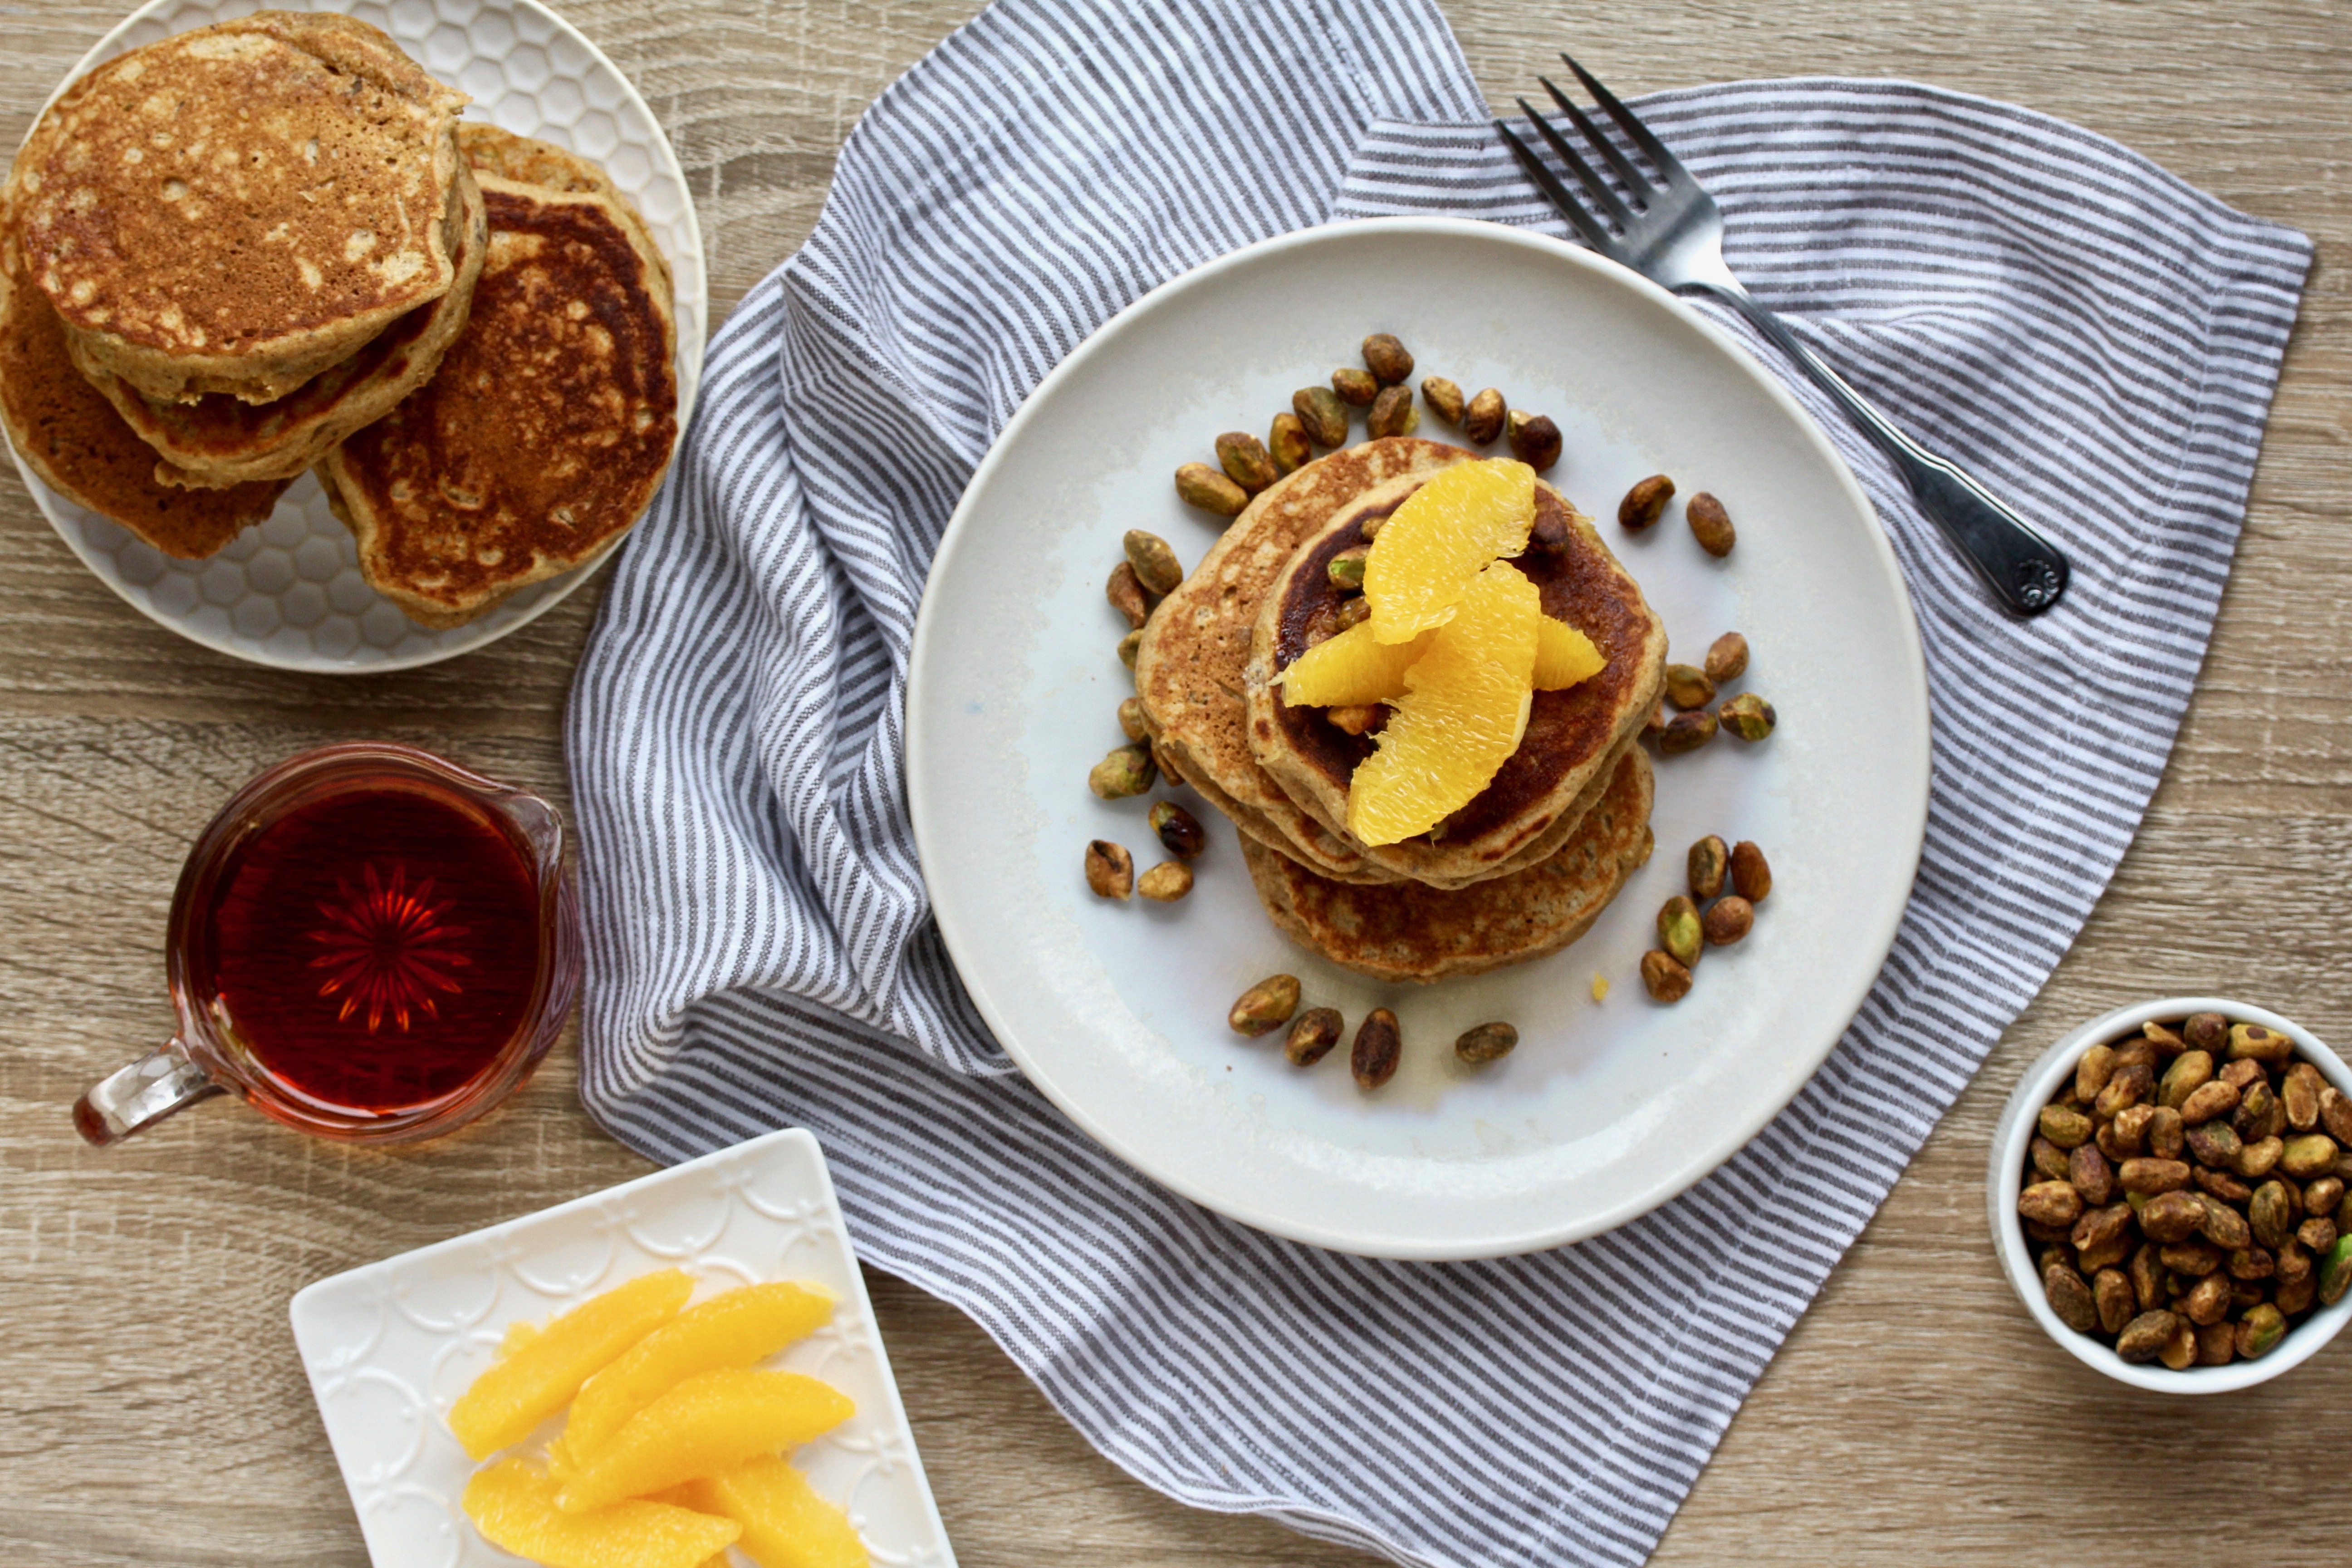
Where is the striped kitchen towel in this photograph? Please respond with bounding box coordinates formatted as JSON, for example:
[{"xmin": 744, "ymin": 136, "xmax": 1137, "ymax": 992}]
[{"xmin": 565, "ymin": 1, "xmax": 2310, "ymax": 1563}]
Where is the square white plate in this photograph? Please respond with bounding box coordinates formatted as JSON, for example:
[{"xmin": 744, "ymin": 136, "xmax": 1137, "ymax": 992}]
[{"xmin": 289, "ymin": 1127, "xmax": 956, "ymax": 1568}]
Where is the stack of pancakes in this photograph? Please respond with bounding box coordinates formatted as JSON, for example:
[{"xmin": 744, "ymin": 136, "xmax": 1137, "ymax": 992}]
[
  {"xmin": 0, "ymin": 12, "xmax": 678, "ymax": 628},
  {"xmin": 1134, "ymin": 437, "xmax": 1669, "ymax": 983}
]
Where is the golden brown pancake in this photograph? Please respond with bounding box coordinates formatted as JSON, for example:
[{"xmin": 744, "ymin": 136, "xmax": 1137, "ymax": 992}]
[
  {"xmin": 319, "ymin": 157, "xmax": 677, "ymax": 628},
  {"xmin": 9, "ymin": 11, "xmax": 468, "ymax": 404},
  {"xmin": 0, "ymin": 223, "xmax": 288, "ymax": 558},
  {"xmin": 456, "ymin": 126, "xmax": 671, "ymax": 298},
  {"xmin": 1244, "ymin": 471, "xmax": 1666, "ymax": 888},
  {"xmin": 457, "ymin": 124, "xmax": 621, "ymax": 197},
  {"xmin": 1243, "ymin": 746, "xmax": 1655, "ymax": 983},
  {"xmin": 76, "ymin": 167, "xmax": 487, "ymax": 488},
  {"xmin": 1134, "ymin": 438, "xmax": 1472, "ymax": 883}
]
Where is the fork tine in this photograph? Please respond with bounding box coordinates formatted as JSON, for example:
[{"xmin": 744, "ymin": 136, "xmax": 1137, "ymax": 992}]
[
  {"xmin": 1536, "ymin": 74, "xmax": 1649, "ymax": 204},
  {"xmin": 1497, "ymin": 119, "xmax": 1616, "ymax": 252},
  {"xmin": 1558, "ymin": 51, "xmax": 1686, "ymax": 183},
  {"xmin": 1495, "ymin": 120, "xmax": 1617, "ymax": 254},
  {"xmin": 1514, "ymin": 97, "xmax": 1635, "ymax": 229}
]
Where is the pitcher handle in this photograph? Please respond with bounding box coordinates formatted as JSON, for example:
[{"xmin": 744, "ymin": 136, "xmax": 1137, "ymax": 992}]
[{"xmin": 73, "ymin": 1038, "xmax": 224, "ymax": 1146}]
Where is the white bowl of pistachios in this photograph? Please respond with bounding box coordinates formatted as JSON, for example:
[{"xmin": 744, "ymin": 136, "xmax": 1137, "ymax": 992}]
[{"xmin": 1989, "ymin": 996, "xmax": 2352, "ymax": 1393}]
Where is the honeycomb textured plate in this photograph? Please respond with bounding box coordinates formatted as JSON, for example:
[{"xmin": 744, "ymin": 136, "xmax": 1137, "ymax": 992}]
[
  {"xmin": 11, "ymin": 0, "xmax": 709, "ymax": 672},
  {"xmin": 289, "ymin": 1127, "xmax": 958, "ymax": 1568}
]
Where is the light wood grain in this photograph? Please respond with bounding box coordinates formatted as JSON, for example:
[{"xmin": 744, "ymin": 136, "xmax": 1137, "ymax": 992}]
[{"xmin": 2, "ymin": 1, "xmax": 2347, "ymax": 1563}]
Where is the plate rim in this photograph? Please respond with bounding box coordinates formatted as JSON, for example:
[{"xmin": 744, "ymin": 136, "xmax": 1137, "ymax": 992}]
[
  {"xmin": 287, "ymin": 1124, "xmax": 959, "ymax": 1566},
  {"xmin": 907, "ymin": 214, "xmax": 1930, "ymax": 1259},
  {"xmin": 10, "ymin": 0, "xmax": 710, "ymax": 675}
]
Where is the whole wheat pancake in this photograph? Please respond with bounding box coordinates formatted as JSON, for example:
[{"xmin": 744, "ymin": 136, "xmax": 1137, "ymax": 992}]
[
  {"xmin": 1243, "ymin": 746, "xmax": 1655, "ymax": 983},
  {"xmin": 458, "ymin": 124, "xmax": 623, "ymax": 199},
  {"xmin": 1134, "ymin": 437, "xmax": 1471, "ymax": 883},
  {"xmin": 457, "ymin": 126, "xmax": 672, "ymax": 298},
  {"xmin": 1243, "ymin": 472, "xmax": 1666, "ymax": 889},
  {"xmin": 319, "ymin": 157, "xmax": 677, "ymax": 628},
  {"xmin": 77, "ymin": 168, "xmax": 487, "ymax": 488},
  {"xmin": 0, "ymin": 224, "xmax": 287, "ymax": 558},
  {"xmin": 9, "ymin": 11, "xmax": 468, "ymax": 404}
]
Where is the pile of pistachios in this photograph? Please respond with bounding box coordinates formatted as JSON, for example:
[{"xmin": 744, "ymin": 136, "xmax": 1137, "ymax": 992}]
[
  {"xmin": 2019, "ymin": 1012, "xmax": 2352, "ymax": 1369},
  {"xmin": 1172, "ymin": 333, "xmax": 1568, "ymax": 521},
  {"xmin": 1087, "ymin": 529, "xmax": 1202, "ymax": 906},
  {"xmin": 1618, "ymin": 481, "xmax": 1778, "ymax": 757},
  {"xmin": 1640, "ymin": 627, "xmax": 1775, "ymax": 756},
  {"xmin": 1640, "ymin": 836, "xmax": 1770, "ymax": 1004},
  {"xmin": 1226, "ymin": 973, "xmax": 1517, "ymax": 1090}
]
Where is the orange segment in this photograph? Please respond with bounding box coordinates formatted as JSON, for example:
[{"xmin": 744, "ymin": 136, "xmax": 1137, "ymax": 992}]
[
  {"xmin": 556, "ymin": 1367, "xmax": 856, "ymax": 1515},
  {"xmin": 1533, "ymin": 618, "xmax": 1606, "ymax": 690},
  {"xmin": 449, "ymin": 1269, "xmax": 694, "ymax": 1460},
  {"xmin": 676, "ymin": 1455, "xmax": 870, "ymax": 1568},
  {"xmin": 1362, "ymin": 458, "xmax": 1535, "ymax": 644},
  {"xmin": 1347, "ymin": 560, "xmax": 1541, "ymax": 846},
  {"xmin": 1276, "ymin": 621, "xmax": 1434, "ymax": 707},
  {"xmin": 462, "ymin": 1457, "xmax": 740, "ymax": 1568},
  {"xmin": 554, "ymin": 1281, "xmax": 837, "ymax": 1475}
]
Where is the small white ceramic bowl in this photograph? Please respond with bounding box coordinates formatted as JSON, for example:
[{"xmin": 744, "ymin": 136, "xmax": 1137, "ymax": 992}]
[{"xmin": 1989, "ymin": 996, "xmax": 2352, "ymax": 1393}]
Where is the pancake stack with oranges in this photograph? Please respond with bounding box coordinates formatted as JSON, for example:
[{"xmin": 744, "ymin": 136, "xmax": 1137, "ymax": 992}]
[{"xmin": 1135, "ymin": 444, "xmax": 1667, "ymax": 982}]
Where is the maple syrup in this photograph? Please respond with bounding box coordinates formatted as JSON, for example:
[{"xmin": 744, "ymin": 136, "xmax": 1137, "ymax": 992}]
[{"xmin": 186, "ymin": 782, "xmax": 543, "ymax": 1115}]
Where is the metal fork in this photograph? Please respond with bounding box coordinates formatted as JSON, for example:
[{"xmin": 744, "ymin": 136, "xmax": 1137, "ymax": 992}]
[{"xmin": 1499, "ymin": 56, "xmax": 2069, "ymax": 617}]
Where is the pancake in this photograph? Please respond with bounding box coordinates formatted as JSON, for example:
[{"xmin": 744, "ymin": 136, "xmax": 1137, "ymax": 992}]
[
  {"xmin": 9, "ymin": 11, "xmax": 468, "ymax": 404},
  {"xmin": 1134, "ymin": 437, "xmax": 1471, "ymax": 883},
  {"xmin": 0, "ymin": 220, "xmax": 288, "ymax": 558},
  {"xmin": 456, "ymin": 126, "xmax": 672, "ymax": 300},
  {"xmin": 1243, "ymin": 746, "xmax": 1655, "ymax": 983},
  {"xmin": 1243, "ymin": 470, "xmax": 1666, "ymax": 889},
  {"xmin": 457, "ymin": 124, "xmax": 624, "ymax": 199},
  {"xmin": 318, "ymin": 157, "xmax": 677, "ymax": 628},
  {"xmin": 76, "ymin": 167, "xmax": 487, "ymax": 488}
]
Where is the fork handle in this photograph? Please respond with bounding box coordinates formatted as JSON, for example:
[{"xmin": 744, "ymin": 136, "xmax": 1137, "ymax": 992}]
[{"xmin": 1689, "ymin": 285, "xmax": 2070, "ymax": 617}]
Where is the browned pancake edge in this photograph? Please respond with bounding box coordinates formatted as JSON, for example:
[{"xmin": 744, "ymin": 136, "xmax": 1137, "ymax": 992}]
[
  {"xmin": 0, "ymin": 224, "xmax": 288, "ymax": 557},
  {"xmin": 1243, "ymin": 746, "xmax": 1656, "ymax": 983}
]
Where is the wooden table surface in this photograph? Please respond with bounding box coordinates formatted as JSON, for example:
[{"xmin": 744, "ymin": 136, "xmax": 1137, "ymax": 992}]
[{"xmin": 3, "ymin": 1, "xmax": 2347, "ymax": 1563}]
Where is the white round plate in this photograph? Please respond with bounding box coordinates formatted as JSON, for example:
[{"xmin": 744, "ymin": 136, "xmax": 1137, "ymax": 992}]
[
  {"xmin": 10, "ymin": 0, "xmax": 708, "ymax": 672},
  {"xmin": 908, "ymin": 218, "xmax": 1931, "ymax": 1260}
]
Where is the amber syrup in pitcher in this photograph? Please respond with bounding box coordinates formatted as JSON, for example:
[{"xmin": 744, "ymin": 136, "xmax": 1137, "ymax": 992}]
[{"xmin": 186, "ymin": 782, "xmax": 542, "ymax": 1115}]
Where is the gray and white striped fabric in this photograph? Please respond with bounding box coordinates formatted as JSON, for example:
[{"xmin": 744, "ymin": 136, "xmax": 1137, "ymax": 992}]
[{"xmin": 565, "ymin": 2, "xmax": 2311, "ymax": 1562}]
